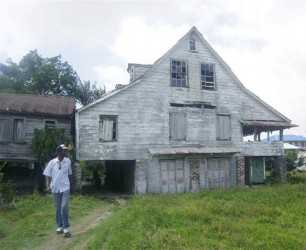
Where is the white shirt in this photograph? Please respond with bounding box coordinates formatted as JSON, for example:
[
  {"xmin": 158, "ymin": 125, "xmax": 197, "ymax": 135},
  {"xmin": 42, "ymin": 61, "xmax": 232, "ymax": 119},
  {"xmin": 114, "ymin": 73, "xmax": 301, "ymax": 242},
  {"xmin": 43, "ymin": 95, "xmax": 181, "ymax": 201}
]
[{"xmin": 43, "ymin": 157, "xmax": 72, "ymax": 193}]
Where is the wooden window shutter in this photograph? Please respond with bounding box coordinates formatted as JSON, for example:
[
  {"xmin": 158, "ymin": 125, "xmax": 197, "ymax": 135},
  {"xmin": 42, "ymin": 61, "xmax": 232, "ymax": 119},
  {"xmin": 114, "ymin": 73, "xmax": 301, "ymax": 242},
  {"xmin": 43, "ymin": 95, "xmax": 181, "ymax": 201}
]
[
  {"xmin": 13, "ymin": 119, "xmax": 25, "ymax": 142},
  {"xmin": 170, "ymin": 112, "xmax": 186, "ymax": 141},
  {"xmin": 99, "ymin": 115, "xmax": 117, "ymax": 141},
  {"xmin": 100, "ymin": 119, "xmax": 114, "ymax": 141},
  {"xmin": 0, "ymin": 119, "xmax": 12, "ymax": 142},
  {"xmin": 217, "ymin": 115, "xmax": 231, "ymax": 140}
]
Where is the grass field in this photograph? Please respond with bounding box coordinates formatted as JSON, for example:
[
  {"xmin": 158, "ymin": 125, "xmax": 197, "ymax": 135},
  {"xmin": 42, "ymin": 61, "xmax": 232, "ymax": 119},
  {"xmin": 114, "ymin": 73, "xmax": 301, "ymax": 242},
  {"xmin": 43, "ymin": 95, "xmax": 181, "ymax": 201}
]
[
  {"xmin": 0, "ymin": 195, "xmax": 110, "ymax": 250},
  {"xmin": 1, "ymin": 173, "xmax": 306, "ymax": 249}
]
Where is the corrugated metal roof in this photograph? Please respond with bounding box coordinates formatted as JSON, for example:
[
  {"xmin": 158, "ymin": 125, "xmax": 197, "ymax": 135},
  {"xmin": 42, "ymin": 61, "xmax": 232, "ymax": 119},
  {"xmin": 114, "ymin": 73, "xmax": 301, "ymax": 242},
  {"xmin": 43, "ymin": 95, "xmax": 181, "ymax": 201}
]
[
  {"xmin": 0, "ymin": 93, "xmax": 75, "ymax": 116},
  {"xmin": 148, "ymin": 147, "xmax": 239, "ymax": 155},
  {"xmin": 284, "ymin": 143, "xmax": 302, "ymax": 150},
  {"xmin": 264, "ymin": 135, "xmax": 306, "ymax": 141},
  {"xmin": 241, "ymin": 120, "xmax": 297, "ymax": 128}
]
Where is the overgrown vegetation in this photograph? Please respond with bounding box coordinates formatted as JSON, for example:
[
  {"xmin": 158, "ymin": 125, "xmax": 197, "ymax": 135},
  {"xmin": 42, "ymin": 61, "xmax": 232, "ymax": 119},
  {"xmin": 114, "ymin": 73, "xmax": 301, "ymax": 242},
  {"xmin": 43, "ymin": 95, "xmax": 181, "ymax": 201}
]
[
  {"xmin": 67, "ymin": 173, "xmax": 306, "ymax": 250},
  {"xmin": 1, "ymin": 174, "xmax": 305, "ymax": 249},
  {"xmin": 285, "ymin": 149, "xmax": 305, "ymax": 173},
  {"xmin": 0, "ymin": 194, "xmax": 110, "ymax": 249},
  {"xmin": 0, "ymin": 162, "xmax": 16, "ymax": 208},
  {"xmin": 266, "ymin": 150, "xmax": 305, "ymax": 182},
  {"xmin": 31, "ymin": 127, "xmax": 72, "ymax": 165},
  {"xmin": 80, "ymin": 160, "xmax": 105, "ymax": 181}
]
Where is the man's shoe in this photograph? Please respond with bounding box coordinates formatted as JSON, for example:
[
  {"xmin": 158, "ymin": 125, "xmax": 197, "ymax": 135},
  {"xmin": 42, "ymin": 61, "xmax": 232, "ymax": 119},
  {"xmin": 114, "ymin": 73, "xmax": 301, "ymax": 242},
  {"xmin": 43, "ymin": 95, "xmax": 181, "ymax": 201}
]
[
  {"xmin": 63, "ymin": 228, "xmax": 70, "ymax": 237},
  {"xmin": 56, "ymin": 227, "xmax": 63, "ymax": 234}
]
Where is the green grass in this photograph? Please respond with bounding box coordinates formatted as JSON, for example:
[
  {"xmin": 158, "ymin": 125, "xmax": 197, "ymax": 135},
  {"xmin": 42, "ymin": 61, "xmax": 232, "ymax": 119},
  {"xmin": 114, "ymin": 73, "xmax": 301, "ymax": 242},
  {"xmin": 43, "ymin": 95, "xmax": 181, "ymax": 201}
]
[
  {"xmin": 2, "ymin": 173, "xmax": 306, "ymax": 249},
  {"xmin": 67, "ymin": 174, "xmax": 306, "ymax": 250},
  {"xmin": 0, "ymin": 194, "xmax": 109, "ymax": 250}
]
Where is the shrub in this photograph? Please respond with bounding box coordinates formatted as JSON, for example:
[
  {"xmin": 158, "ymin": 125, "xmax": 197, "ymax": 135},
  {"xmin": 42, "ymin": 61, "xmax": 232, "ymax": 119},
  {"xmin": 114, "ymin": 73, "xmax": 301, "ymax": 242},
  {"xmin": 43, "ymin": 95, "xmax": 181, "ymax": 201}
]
[{"xmin": 0, "ymin": 164, "xmax": 16, "ymax": 208}]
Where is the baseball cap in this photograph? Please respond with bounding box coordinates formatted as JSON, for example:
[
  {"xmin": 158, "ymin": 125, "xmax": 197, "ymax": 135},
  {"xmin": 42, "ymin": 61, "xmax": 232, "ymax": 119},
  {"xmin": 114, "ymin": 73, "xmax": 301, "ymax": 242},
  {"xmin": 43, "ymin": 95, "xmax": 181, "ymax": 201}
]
[{"xmin": 56, "ymin": 144, "xmax": 68, "ymax": 152}]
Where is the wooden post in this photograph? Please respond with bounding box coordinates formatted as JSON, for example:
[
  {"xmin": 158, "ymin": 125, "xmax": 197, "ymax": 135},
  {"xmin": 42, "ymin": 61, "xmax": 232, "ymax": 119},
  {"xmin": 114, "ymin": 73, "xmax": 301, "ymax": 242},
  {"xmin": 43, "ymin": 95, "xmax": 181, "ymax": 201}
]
[
  {"xmin": 279, "ymin": 129, "xmax": 284, "ymax": 141},
  {"xmin": 254, "ymin": 127, "xmax": 257, "ymax": 141}
]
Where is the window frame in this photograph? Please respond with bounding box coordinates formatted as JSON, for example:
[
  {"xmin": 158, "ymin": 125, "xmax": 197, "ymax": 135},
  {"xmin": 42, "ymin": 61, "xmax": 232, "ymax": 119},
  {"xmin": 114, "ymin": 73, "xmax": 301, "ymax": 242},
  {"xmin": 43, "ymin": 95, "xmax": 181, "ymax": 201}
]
[
  {"xmin": 201, "ymin": 63, "xmax": 216, "ymax": 90},
  {"xmin": 170, "ymin": 59, "xmax": 188, "ymax": 87},
  {"xmin": 44, "ymin": 119, "xmax": 57, "ymax": 129},
  {"xmin": 99, "ymin": 115, "xmax": 118, "ymax": 142}
]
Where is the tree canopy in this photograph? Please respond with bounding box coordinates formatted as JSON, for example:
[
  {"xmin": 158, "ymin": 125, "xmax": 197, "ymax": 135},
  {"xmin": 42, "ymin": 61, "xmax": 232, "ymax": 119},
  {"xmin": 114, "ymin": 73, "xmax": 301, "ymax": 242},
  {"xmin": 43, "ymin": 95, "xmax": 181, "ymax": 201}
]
[{"xmin": 0, "ymin": 50, "xmax": 105, "ymax": 106}]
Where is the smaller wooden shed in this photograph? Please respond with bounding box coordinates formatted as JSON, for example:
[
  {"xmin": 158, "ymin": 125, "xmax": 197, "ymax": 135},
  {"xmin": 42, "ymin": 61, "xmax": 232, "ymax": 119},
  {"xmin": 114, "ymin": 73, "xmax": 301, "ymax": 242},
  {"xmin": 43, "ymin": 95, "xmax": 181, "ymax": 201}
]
[{"xmin": 0, "ymin": 93, "xmax": 75, "ymax": 192}]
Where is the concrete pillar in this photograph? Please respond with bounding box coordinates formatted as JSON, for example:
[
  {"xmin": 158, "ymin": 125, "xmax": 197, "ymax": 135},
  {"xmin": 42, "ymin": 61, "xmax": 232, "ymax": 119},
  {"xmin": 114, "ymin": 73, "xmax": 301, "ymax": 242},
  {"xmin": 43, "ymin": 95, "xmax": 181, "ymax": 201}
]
[
  {"xmin": 135, "ymin": 160, "xmax": 147, "ymax": 194},
  {"xmin": 274, "ymin": 156, "xmax": 287, "ymax": 179},
  {"xmin": 237, "ymin": 157, "xmax": 245, "ymax": 186}
]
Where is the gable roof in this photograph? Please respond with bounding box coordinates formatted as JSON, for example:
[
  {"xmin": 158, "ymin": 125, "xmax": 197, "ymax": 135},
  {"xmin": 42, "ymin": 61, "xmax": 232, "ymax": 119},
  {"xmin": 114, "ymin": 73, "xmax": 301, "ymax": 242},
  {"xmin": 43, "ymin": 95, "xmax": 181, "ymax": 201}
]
[
  {"xmin": 0, "ymin": 93, "xmax": 75, "ymax": 116},
  {"xmin": 77, "ymin": 27, "xmax": 291, "ymax": 123}
]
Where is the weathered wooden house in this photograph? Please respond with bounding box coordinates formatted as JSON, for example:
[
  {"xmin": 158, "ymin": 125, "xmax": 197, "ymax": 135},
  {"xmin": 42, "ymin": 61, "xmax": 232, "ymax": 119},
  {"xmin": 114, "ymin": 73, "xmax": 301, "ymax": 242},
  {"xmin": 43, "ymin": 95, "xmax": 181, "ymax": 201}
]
[
  {"xmin": 76, "ymin": 27, "xmax": 296, "ymax": 194},
  {"xmin": 0, "ymin": 93, "xmax": 75, "ymax": 191}
]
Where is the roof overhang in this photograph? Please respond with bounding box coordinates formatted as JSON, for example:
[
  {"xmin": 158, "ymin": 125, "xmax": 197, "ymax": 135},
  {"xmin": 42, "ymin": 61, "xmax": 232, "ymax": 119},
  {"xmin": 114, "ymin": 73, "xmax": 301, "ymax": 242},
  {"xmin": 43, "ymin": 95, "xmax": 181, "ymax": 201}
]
[
  {"xmin": 148, "ymin": 147, "xmax": 239, "ymax": 156},
  {"xmin": 241, "ymin": 120, "xmax": 298, "ymax": 136}
]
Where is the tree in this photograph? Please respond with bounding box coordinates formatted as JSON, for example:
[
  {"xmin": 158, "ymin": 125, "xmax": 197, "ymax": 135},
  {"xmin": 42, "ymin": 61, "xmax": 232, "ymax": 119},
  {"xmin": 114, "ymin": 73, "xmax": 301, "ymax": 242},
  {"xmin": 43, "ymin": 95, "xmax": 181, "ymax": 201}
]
[
  {"xmin": 0, "ymin": 50, "xmax": 105, "ymax": 106},
  {"xmin": 0, "ymin": 59, "xmax": 25, "ymax": 93},
  {"xmin": 285, "ymin": 149, "xmax": 304, "ymax": 173},
  {"xmin": 77, "ymin": 80, "xmax": 106, "ymax": 106},
  {"xmin": 31, "ymin": 128, "xmax": 71, "ymax": 165}
]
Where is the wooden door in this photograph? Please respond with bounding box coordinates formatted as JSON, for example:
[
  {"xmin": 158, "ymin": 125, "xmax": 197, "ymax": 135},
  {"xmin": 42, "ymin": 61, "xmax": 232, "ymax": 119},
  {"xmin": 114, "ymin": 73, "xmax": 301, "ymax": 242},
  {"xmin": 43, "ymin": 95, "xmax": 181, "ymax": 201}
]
[
  {"xmin": 160, "ymin": 159, "xmax": 185, "ymax": 193},
  {"xmin": 207, "ymin": 158, "xmax": 230, "ymax": 188},
  {"xmin": 251, "ymin": 158, "xmax": 265, "ymax": 184}
]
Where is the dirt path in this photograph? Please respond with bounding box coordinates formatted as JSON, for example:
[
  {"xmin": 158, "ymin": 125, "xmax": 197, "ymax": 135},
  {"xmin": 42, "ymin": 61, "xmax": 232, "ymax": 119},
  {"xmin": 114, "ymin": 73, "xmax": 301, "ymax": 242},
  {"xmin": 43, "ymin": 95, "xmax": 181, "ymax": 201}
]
[{"xmin": 35, "ymin": 198, "xmax": 127, "ymax": 250}]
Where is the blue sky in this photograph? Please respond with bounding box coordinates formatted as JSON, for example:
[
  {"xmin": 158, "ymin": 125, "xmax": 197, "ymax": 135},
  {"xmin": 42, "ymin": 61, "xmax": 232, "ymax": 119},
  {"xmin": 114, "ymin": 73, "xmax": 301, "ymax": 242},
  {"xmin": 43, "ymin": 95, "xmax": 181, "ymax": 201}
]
[{"xmin": 0, "ymin": 0, "xmax": 305, "ymax": 136}]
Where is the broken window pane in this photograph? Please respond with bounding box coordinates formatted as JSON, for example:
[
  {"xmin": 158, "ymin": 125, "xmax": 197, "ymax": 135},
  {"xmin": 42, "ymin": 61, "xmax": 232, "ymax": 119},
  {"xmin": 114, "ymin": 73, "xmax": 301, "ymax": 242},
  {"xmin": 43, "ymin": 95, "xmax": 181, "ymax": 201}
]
[
  {"xmin": 201, "ymin": 63, "xmax": 215, "ymax": 90},
  {"xmin": 171, "ymin": 60, "xmax": 187, "ymax": 87}
]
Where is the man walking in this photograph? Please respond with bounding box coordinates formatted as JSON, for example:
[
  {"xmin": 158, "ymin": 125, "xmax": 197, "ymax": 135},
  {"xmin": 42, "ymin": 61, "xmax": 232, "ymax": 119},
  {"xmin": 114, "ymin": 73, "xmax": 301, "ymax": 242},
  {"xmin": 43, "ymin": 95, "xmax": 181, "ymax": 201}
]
[{"xmin": 44, "ymin": 144, "xmax": 73, "ymax": 237}]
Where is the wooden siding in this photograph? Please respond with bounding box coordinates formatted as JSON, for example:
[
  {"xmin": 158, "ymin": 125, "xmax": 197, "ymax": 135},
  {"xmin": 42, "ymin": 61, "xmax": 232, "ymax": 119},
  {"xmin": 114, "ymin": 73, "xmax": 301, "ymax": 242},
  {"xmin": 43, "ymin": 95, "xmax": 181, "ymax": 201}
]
[
  {"xmin": 77, "ymin": 31, "xmax": 286, "ymax": 161},
  {"xmin": 0, "ymin": 113, "xmax": 72, "ymax": 162},
  {"xmin": 76, "ymin": 27, "xmax": 291, "ymax": 193}
]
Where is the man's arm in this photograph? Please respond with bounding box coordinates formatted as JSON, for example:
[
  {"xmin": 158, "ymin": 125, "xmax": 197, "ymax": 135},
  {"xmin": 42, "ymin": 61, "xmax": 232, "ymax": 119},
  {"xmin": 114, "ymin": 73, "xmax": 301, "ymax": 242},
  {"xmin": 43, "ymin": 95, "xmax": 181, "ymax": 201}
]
[
  {"xmin": 69, "ymin": 174, "xmax": 74, "ymax": 192},
  {"xmin": 45, "ymin": 176, "xmax": 51, "ymax": 192}
]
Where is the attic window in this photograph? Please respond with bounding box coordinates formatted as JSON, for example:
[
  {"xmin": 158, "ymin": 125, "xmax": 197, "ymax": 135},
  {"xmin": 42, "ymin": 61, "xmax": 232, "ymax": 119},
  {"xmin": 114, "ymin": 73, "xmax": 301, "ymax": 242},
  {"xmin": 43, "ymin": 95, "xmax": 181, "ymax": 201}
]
[
  {"xmin": 201, "ymin": 63, "xmax": 215, "ymax": 90},
  {"xmin": 171, "ymin": 60, "xmax": 187, "ymax": 87},
  {"xmin": 189, "ymin": 40, "xmax": 196, "ymax": 51}
]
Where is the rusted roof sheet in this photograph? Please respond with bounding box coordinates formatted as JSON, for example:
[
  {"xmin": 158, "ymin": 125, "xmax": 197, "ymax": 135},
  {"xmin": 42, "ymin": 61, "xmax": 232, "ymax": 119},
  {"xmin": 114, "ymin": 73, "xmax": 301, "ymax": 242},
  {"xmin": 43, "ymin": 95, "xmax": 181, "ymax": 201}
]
[
  {"xmin": 241, "ymin": 120, "xmax": 297, "ymax": 128},
  {"xmin": 0, "ymin": 93, "xmax": 75, "ymax": 116},
  {"xmin": 149, "ymin": 147, "xmax": 239, "ymax": 156}
]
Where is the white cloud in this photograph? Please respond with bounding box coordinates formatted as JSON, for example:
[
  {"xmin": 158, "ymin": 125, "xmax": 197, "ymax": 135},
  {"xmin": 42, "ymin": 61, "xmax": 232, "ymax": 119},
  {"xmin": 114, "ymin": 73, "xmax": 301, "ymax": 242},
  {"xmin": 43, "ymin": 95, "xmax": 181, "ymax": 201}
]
[
  {"xmin": 111, "ymin": 17, "xmax": 189, "ymax": 63},
  {"xmin": 0, "ymin": 0, "xmax": 305, "ymax": 136},
  {"xmin": 0, "ymin": 3, "xmax": 36, "ymax": 62},
  {"xmin": 94, "ymin": 65, "xmax": 129, "ymax": 92}
]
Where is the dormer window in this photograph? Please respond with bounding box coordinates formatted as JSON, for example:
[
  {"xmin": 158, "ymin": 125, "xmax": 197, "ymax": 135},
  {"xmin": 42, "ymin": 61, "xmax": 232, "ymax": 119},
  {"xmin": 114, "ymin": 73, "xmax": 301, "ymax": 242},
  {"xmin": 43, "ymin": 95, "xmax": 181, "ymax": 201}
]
[{"xmin": 189, "ymin": 40, "xmax": 196, "ymax": 51}]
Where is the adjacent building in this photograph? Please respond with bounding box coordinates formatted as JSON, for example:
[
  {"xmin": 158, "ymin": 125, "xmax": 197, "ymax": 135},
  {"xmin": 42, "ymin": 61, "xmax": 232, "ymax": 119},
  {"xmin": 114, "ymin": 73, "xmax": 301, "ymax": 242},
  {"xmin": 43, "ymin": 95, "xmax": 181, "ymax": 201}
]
[{"xmin": 0, "ymin": 93, "xmax": 75, "ymax": 191}]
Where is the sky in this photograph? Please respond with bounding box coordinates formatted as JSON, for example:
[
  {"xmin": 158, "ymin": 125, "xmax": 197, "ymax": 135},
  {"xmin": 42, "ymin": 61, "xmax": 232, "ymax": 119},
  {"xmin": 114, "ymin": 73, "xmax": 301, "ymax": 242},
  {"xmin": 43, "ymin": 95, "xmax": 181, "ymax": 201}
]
[{"xmin": 0, "ymin": 0, "xmax": 305, "ymax": 136}]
